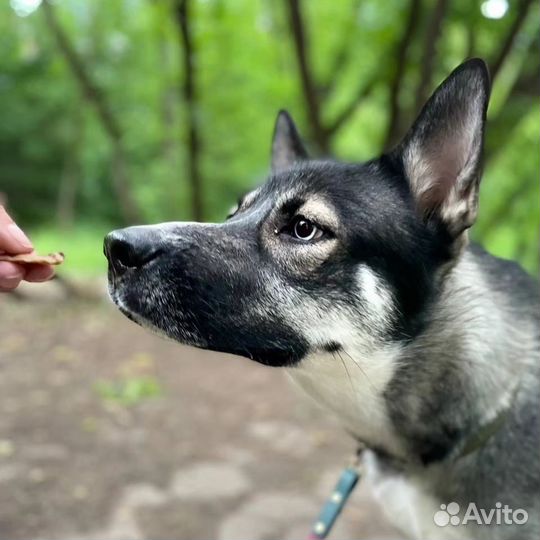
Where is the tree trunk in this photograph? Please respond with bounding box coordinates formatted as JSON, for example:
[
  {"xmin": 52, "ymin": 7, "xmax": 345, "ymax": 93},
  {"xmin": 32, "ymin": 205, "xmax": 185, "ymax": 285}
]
[
  {"xmin": 284, "ymin": 0, "xmax": 329, "ymax": 154},
  {"xmin": 160, "ymin": 39, "xmax": 177, "ymax": 165},
  {"xmin": 57, "ymin": 107, "xmax": 83, "ymax": 230},
  {"xmin": 413, "ymin": 0, "xmax": 450, "ymax": 113},
  {"xmin": 383, "ymin": 0, "xmax": 421, "ymax": 150},
  {"xmin": 485, "ymin": 38, "xmax": 538, "ymax": 162},
  {"xmin": 176, "ymin": 0, "xmax": 204, "ymax": 221},
  {"xmin": 42, "ymin": 1, "xmax": 142, "ymax": 224},
  {"xmin": 489, "ymin": 0, "xmax": 535, "ymax": 82}
]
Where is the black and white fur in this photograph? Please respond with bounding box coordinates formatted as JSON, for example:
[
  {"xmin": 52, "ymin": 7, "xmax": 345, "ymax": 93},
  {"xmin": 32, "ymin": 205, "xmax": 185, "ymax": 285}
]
[{"xmin": 104, "ymin": 59, "xmax": 539, "ymax": 539}]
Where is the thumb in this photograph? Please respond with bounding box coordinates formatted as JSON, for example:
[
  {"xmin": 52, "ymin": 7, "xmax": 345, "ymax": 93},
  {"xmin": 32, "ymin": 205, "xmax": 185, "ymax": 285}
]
[{"xmin": 0, "ymin": 206, "xmax": 33, "ymax": 254}]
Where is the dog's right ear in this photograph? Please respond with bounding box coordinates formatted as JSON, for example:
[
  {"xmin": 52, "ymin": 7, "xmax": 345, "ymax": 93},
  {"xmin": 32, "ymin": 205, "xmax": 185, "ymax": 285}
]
[{"xmin": 271, "ymin": 110, "xmax": 308, "ymax": 172}]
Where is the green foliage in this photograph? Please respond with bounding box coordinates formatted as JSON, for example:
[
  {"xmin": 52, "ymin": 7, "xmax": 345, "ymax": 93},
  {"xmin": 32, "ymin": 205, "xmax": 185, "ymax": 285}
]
[
  {"xmin": 0, "ymin": 0, "xmax": 537, "ymax": 273},
  {"xmin": 30, "ymin": 223, "xmax": 109, "ymax": 275},
  {"xmin": 474, "ymin": 108, "xmax": 539, "ymax": 274},
  {"xmin": 95, "ymin": 376, "xmax": 163, "ymax": 406}
]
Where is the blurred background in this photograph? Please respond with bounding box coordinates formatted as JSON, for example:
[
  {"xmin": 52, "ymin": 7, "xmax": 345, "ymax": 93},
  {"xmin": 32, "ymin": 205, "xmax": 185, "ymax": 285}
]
[{"xmin": 0, "ymin": 0, "xmax": 538, "ymax": 539}]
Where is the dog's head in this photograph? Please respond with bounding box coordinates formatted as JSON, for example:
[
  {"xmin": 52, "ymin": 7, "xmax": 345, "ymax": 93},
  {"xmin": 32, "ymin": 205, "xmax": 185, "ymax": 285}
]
[{"xmin": 105, "ymin": 59, "xmax": 490, "ymax": 367}]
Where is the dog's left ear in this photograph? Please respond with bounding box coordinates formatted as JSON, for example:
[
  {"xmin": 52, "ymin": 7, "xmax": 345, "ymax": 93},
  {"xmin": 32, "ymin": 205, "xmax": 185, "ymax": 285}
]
[
  {"xmin": 271, "ymin": 110, "xmax": 308, "ymax": 172},
  {"xmin": 394, "ymin": 59, "xmax": 490, "ymax": 239}
]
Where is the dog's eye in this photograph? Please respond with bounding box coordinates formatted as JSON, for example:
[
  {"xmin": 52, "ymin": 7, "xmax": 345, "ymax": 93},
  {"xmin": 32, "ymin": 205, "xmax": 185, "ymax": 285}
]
[
  {"xmin": 285, "ymin": 216, "xmax": 324, "ymax": 242},
  {"xmin": 294, "ymin": 219, "xmax": 317, "ymax": 240}
]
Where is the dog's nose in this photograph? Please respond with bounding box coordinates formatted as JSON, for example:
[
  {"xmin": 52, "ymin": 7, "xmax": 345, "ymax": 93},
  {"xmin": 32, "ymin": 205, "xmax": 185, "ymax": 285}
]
[{"xmin": 104, "ymin": 228, "xmax": 162, "ymax": 275}]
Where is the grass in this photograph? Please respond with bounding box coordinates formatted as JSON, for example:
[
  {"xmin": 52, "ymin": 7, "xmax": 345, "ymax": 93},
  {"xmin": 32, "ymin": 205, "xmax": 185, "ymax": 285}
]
[
  {"xmin": 29, "ymin": 223, "xmax": 110, "ymax": 277},
  {"xmin": 95, "ymin": 376, "xmax": 164, "ymax": 407}
]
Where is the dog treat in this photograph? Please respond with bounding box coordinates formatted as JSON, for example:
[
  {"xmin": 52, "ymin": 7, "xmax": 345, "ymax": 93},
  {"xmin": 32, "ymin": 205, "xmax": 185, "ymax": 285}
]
[{"xmin": 0, "ymin": 252, "xmax": 64, "ymax": 265}]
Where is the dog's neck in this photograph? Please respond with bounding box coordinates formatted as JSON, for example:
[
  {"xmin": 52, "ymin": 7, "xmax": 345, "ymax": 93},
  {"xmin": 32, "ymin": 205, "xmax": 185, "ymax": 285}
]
[
  {"xmin": 288, "ymin": 249, "xmax": 534, "ymax": 465},
  {"xmin": 395, "ymin": 249, "xmax": 533, "ymax": 456}
]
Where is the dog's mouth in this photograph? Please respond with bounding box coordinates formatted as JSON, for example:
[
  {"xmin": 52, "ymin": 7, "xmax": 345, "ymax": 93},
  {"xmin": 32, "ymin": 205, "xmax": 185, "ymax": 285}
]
[
  {"xmin": 108, "ymin": 285, "xmax": 142, "ymax": 325},
  {"xmin": 113, "ymin": 296, "xmax": 137, "ymax": 324},
  {"xmin": 108, "ymin": 281, "xmax": 305, "ymax": 367}
]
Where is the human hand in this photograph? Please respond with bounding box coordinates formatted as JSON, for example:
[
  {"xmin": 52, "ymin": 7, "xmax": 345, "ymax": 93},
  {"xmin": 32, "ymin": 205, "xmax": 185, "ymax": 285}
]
[{"xmin": 0, "ymin": 206, "xmax": 55, "ymax": 291}]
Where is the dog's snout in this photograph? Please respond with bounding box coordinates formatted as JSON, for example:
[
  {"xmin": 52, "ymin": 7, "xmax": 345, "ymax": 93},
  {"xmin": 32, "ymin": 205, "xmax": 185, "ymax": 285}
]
[{"xmin": 104, "ymin": 229, "xmax": 161, "ymax": 275}]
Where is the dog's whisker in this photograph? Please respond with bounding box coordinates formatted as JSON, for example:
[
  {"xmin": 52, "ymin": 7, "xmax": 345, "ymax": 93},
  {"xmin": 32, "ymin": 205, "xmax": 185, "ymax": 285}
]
[
  {"xmin": 340, "ymin": 348, "xmax": 376, "ymax": 394},
  {"xmin": 332, "ymin": 350, "xmax": 359, "ymax": 411}
]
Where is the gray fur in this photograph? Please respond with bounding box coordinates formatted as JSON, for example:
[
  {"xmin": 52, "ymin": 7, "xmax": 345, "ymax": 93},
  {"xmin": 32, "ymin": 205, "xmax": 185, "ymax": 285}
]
[{"xmin": 383, "ymin": 245, "xmax": 540, "ymax": 539}]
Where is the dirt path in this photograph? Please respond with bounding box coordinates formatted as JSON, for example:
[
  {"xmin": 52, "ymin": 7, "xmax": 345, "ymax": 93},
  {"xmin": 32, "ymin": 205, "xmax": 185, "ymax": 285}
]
[{"xmin": 0, "ymin": 291, "xmax": 400, "ymax": 539}]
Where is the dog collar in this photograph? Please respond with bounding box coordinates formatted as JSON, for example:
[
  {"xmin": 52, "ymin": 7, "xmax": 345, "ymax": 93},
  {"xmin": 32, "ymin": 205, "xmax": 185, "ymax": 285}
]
[
  {"xmin": 457, "ymin": 381, "xmax": 520, "ymax": 460},
  {"xmin": 457, "ymin": 404, "xmax": 512, "ymax": 459}
]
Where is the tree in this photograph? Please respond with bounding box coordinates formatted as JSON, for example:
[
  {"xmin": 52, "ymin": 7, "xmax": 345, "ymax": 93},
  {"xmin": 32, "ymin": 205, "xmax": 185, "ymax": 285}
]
[
  {"xmin": 284, "ymin": 0, "xmax": 538, "ymax": 160},
  {"xmin": 1, "ymin": 0, "xmax": 536, "ymax": 272},
  {"xmin": 42, "ymin": 0, "xmax": 142, "ymax": 224},
  {"xmin": 176, "ymin": 0, "xmax": 204, "ymax": 221},
  {"xmin": 283, "ymin": 0, "xmax": 376, "ymax": 154}
]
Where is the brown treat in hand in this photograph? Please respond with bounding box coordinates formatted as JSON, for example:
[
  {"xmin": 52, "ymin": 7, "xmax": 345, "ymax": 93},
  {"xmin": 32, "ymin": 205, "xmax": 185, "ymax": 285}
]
[{"xmin": 0, "ymin": 252, "xmax": 65, "ymax": 266}]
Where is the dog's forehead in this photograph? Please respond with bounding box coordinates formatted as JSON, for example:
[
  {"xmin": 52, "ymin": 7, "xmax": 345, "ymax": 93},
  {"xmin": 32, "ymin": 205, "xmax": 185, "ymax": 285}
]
[
  {"xmin": 246, "ymin": 161, "xmax": 367, "ymax": 209},
  {"xmin": 254, "ymin": 160, "xmax": 400, "ymax": 215},
  {"xmin": 266, "ymin": 161, "xmax": 350, "ymax": 195}
]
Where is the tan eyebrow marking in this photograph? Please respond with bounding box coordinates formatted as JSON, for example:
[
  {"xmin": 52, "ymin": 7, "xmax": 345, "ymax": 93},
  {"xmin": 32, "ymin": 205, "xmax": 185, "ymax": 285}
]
[
  {"xmin": 240, "ymin": 188, "xmax": 261, "ymax": 209},
  {"xmin": 297, "ymin": 196, "xmax": 339, "ymax": 230},
  {"xmin": 227, "ymin": 187, "xmax": 261, "ymax": 218}
]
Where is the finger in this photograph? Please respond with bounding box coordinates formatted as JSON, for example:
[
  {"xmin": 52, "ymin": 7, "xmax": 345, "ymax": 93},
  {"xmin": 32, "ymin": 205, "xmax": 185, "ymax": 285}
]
[
  {"xmin": 0, "ymin": 206, "xmax": 13, "ymax": 226},
  {"xmin": 0, "ymin": 261, "xmax": 24, "ymax": 291},
  {"xmin": 0, "ymin": 207, "xmax": 33, "ymax": 254},
  {"xmin": 24, "ymin": 264, "xmax": 55, "ymax": 283}
]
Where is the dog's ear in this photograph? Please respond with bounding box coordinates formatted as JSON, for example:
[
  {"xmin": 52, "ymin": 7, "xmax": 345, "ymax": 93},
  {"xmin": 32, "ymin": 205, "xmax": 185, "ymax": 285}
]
[
  {"xmin": 271, "ymin": 110, "xmax": 308, "ymax": 172},
  {"xmin": 394, "ymin": 59, "xmax": 490, "ymax": 239}
]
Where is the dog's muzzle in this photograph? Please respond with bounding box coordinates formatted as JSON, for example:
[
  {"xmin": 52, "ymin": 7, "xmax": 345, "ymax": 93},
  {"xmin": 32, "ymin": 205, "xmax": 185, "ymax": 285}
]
[{"xmin": 104, "ymin": 228, "xmax": 162, "ymax": 277}]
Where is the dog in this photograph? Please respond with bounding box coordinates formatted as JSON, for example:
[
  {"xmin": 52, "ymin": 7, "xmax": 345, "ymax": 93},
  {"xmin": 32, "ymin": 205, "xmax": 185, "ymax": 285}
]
[{"xmin": 104, "ymin": 59, "xmax": 539, "ymax": 539}]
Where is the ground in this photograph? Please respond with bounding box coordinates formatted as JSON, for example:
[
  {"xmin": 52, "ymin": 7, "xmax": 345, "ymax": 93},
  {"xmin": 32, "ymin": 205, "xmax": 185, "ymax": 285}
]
[{"xmin": 0, "ymin": 281, "xmax": 401, "ymax": 540}]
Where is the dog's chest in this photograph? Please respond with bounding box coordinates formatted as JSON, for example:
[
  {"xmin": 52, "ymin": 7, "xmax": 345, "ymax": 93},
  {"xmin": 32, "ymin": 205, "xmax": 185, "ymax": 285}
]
[
  {"xmin": 362, "ymin": 451, "xmax": 471, "ymax": 540},
  {"xmin": 286, "ymin": 349, "xmax": 403, "ymax": 456}
]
